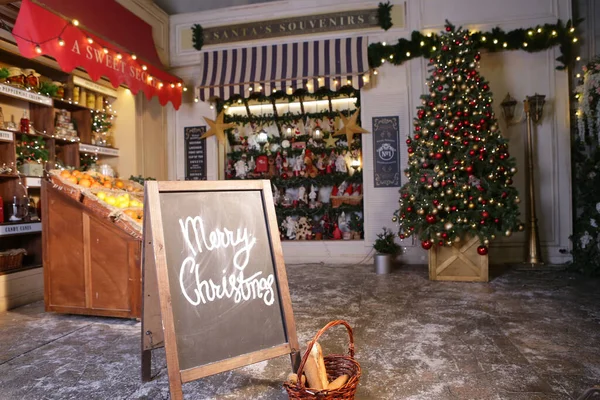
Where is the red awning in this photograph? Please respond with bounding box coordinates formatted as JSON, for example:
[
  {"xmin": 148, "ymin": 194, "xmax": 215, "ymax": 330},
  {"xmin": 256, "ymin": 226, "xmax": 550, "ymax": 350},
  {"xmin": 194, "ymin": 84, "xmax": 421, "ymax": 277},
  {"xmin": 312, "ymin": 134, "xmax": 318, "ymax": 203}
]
[{"xmin": 11, "ymin": 0, "xmax": 182, "ymax": 109}]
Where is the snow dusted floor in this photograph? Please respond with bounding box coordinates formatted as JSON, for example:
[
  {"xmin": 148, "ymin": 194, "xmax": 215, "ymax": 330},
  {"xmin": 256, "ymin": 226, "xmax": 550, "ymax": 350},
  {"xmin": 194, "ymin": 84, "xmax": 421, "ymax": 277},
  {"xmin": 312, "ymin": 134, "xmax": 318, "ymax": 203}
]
[{"xmin": 0, "ymin": 264, "xmax": 599, "ymax": 399}]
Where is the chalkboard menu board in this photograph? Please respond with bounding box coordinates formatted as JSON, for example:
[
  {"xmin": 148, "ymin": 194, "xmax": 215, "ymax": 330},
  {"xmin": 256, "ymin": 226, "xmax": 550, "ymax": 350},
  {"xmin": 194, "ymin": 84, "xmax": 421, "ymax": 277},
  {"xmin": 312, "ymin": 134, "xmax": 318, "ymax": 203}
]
[
  {"xmin": 184, "ymin": 126, "xmax": 207, "ymax": 180},
  {"xmin": 141, "ymin": 181, "xmax": 299, "ymax": 400},
  {"xmin": 372, "ymin": 116, "xmax": 401, "ymax": 187}
]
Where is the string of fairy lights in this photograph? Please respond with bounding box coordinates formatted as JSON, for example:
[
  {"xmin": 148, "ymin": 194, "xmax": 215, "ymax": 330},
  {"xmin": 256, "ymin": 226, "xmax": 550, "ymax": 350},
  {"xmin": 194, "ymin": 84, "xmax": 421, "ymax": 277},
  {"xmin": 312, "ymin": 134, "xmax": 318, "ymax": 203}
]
[{"xmin": 0, "ymin": 18, "xmax": 188, "ymax": 92}]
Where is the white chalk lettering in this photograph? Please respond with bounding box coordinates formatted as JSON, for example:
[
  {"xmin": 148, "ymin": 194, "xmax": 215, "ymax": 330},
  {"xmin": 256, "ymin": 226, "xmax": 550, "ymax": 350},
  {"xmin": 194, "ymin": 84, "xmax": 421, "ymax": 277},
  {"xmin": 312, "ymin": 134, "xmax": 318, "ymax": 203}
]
[{"xmin": 178, "ymin": 216, "xmax": 275, "ymax": 307}]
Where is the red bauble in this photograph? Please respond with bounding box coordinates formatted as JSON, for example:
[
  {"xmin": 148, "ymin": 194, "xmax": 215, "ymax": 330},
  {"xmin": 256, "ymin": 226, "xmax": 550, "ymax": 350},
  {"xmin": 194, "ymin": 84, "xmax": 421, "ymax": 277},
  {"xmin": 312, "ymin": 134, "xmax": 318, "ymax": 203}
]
[
  {"xmin": 442, "ymin": 45, "xmax": 449, "ymax": 51},
  {"xmin": 429, "ymin": 101, "xmax": 435, "ymax": 107},
  {"xmin": 407, "ymin": 206, "xmax": 413, "ymax": 212},
  {"xmin": 435, "ymin": 114, "xmax": 441, "ymax": 119},
  {"xmin": 433, "ymin": 134, "xmax": 440, "ymax": 140},
  {"xmin": 477, "ymin": 245, "xmax": 488, "ymax": 255},
  {"xmin": 469, "ymin": 150, "xmax": 476, "ymax": 156},
  {"xmin": 443, "ymin": 140, "xmax": 450, "ymax": 146},
  {"xmin": 475, "ymin": 53, "xmax": 481, "ymax": 61},
  {"xmin": 481, "ymin": 200, "xmax": 487, "ymax": 205},
  {"xmin": 281, "ymin": 173, "xmax": 289, "ymax": 179},
  {"xmin": 437, "ymin": 85, "xmax": 444, "ymax": 91},
  {"xmin": 419, "ymin": 176, "xmax": 426, "ymax": 183},
  {"xmin": 421, "ymin": 240, "xmax": 433, "ymax": 250},
  {"xmin": 406, "ymin": 138, "xmax": 412, "ymax": 144},
  {"xmin": 445, "ymin": 26, "xmax": 452, "ymax": 32},
  {"xmin": 435, "ymin": 153, "xmax": 443, "ymax": 160},
  {"xmin": 451, "ymin": 206, "xmax": 457, "ymax": 211},
  {"xmin": 402, "ymin": 193, "xmax": 409, "ymax": 198},
  {"xmin": 415, "ymin": 126, "xmax": 421, "ymax": 131},
  {"xmin": 414, "ymin": 134, "xmax": 420, "ymax": 140},
  {"xmin": 408, "ymin": 148, "xmax": 414, "ymax": 154},
  {"xmin": 441, "ymin": 232, "xmax": 448, "ymax": 239},
  {"xmin": 442, "ymin": 96, "xmax": 448, "ymax": 101},
  {"xmin": 494, "ymin": 218, "xmax": 500, "ymax": 224},
  {"xmin": 438, "ymin": 240, "xmax": 445, "ymax": 247},
  {"xmin": 426, "ymin": 214, "xmax": 436, "ymax": 224},
  {"xmin": 423, "ymin": 163, "xmax": 429, "ymax": 168},
  {"xmin": 432, "ymin": 199, "xmax": 439, "ymax": 206},
  {"xmin": 399, "ymin": 234, "xmax": 406, "ymax": 239},
  {"xmin": 501, "ymin": 192, "xmax": 508, "ymax": 198},
  {"xmin": 441, "ymin": 180, "xmax": 447, "ymax": 187},
  {"xmin": 480, "ymin": 220, "xmax": 486, "ymax": 225},
  {"xmin": 466, "ymin": 165, "xmax": 474, "ymax": 174},
  {"xmin": 483, "ymin": 84, "xmax": 489, "ymax": 91}
]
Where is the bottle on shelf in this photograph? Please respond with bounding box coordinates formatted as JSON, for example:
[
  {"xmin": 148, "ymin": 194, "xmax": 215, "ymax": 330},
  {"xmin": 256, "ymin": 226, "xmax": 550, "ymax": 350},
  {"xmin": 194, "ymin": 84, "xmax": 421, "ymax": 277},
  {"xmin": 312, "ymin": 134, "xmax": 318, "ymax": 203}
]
[
  {"xmin": 0, "ymin": 106, "xmax": 4, "ymax": 130},
  {"xmin": 20, "ymin": 111, "xmax": 29, "ymax": 133}
]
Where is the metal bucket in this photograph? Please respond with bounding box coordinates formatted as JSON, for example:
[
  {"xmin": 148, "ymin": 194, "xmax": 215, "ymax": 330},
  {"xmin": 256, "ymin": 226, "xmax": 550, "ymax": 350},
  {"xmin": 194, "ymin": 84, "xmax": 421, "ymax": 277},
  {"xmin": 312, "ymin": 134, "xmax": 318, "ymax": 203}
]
[{"xmin": 374, "ymin": 254, "xmax": 392, "ymax": 274}]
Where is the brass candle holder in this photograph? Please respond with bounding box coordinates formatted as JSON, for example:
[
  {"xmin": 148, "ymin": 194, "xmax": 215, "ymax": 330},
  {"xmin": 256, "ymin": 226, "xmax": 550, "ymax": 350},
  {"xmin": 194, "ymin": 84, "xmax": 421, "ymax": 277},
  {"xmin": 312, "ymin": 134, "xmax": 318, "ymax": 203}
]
[{"xmin": 501, "ymin": 93, "xmax": 546, "ymax": 266}]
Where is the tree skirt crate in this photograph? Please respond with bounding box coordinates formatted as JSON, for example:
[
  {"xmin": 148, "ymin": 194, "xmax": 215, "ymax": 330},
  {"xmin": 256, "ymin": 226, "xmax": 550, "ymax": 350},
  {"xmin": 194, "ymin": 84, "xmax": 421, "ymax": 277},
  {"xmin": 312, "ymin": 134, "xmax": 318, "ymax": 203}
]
[{"xmin": 428, "ymin": 236, "xmax": 488, "ymax": 282}]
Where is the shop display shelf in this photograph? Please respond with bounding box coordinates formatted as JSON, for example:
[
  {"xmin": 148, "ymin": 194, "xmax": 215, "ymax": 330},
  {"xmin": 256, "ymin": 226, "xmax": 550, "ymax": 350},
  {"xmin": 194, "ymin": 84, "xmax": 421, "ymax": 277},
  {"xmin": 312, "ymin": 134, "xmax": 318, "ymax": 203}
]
[
  {"xmin": 0, "ymin": 129, "xmax": 15, "ymax": 142},
  {"xmin": 25, "ymin": 176, "xmax": 42, "ymax": 188},
  {"xmin": 0, "ymin": 174, "xmax": 19, "ymax": 180},
  {"xmin": 0, "ymin": 222, "xmax": 42, "ymax": 237},
  {"xmin": 0, "ymin": 263, "xmax": 42, "ymax": 277},
  {"xmin": 53, "ymin": 98, "xmax": 116, "ymax": 116},
  {"xmin": 0, "ymin": 83, "xmax": 53, "ymax": 107},
  {"xmin": 78, "ymin": 143, "xmax": 119, "ymax": 157}
]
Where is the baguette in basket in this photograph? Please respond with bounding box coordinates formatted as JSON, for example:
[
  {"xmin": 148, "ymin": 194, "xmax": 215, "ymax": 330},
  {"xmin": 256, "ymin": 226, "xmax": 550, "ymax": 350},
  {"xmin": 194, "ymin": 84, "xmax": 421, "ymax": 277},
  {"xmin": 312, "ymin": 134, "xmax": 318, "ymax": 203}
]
[{"xmin": 284, "ymin": 320, "xmax": 360, "ymax": 399}]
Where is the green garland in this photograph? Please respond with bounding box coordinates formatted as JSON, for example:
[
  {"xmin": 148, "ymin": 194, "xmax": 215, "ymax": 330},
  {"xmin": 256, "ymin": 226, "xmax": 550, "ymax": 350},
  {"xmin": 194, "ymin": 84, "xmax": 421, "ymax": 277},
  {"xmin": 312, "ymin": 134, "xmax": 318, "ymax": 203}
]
[
  {"xmin": 271, "ymin": 170, "xmax": 363, "ymax": 189},
  {"xmin": 276, "ymin": 202, "xmax": 363, "ymax": 219},
  {"xmin": 368, "ymin": 19, "xmax": 581, "ymax": 70},
  {"xmin": 377, "ymin": 2, "xmax": 393, "ymax": 31},
  {"xmin": 192, "ymin": 19, "xmax": 580, "ymax": 70},
  {"xmin": 16, "ymin": 135, "xmax": 49, "ymax": 166},
  {"xmin": 220, "ymin": 86, "xmax": 360, "ymax": 109},
  {"xmin": 39, "ymin": 82, "xmax": 58, "ymax": 97},
  {"xmin": 223, "ymin": 109, "xmax": 354, "ymax": 126},
  {"xmin": 192, "ymin": 24, "xmax": 204, "ymax": 52}
]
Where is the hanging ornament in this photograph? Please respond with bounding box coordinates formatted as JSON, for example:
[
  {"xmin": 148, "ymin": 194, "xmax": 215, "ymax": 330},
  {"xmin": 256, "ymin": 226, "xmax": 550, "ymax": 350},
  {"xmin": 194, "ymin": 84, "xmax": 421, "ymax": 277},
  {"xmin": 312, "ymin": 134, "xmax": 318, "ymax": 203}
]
[
  {"xmin": 334, "ymin": 107, "xmax": 370, "ymax": 145},
  {"xmin": 477, "ymin": 245, "xmax": 488, "ymax": 255},
  {"xmin": 201, "ymin": 111, "xmax": 236, "ymax": 145},
  {"xmin": 323, "ymin": 135, "xmax": 338, "ymax": 148},
  {"xmin": 421, "ymin": 240, "xmax": 433, "ymax": 250}
]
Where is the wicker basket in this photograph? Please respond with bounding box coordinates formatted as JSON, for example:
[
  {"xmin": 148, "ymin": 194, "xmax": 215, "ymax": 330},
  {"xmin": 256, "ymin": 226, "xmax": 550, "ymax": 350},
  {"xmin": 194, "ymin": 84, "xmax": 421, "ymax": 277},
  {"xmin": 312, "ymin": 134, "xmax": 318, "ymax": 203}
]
[
  {"xmin": 284, "ymin": 320, "xmax": 361, "ymax": 400},
  {"xmin": 330, "ymin": 195, "xmax": 363, "ymax": 208},
  {"xmin": 114, "ymin": 211, "xmax": 143, "ymax": 239},
  {"xmin": 0, "ymin": 249, "xmax": 26, "ymax": 273},
  {"xmin": 48, "ymin": 170, "xmax": 82, "ymax": 201},
  {"xmin": 81, "ymin": 188, "xmax": 123, "ymax": 220}
]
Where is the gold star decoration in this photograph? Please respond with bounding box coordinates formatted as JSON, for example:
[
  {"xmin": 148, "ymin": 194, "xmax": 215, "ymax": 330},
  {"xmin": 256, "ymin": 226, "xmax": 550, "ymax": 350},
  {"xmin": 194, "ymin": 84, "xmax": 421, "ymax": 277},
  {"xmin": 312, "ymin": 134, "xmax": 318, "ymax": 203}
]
[
  {"xmin": 334, "ymin": 107, "xmax": 370, "ymax": 145},
  {"xmin": 324, "ymin": 135, "xmax": 339, "ymax": 148},
  {"xmin": 201, "ymin": 111, "xmax": 236, "ymax": 145}
]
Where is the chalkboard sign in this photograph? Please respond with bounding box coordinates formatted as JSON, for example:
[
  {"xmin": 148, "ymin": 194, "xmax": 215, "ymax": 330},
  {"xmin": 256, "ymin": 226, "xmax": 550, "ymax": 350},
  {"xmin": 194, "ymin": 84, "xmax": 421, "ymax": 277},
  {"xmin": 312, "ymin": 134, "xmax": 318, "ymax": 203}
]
[
  {"xmin": 141, "ymin": 180, "xmax": 299, "ymax": 400},
  {"xmin": 372, "ymin": 116, "xmax": 401, "ymax": 187},
  {"xmin": 184, "ymin": 126, "xmax": 207, "ymax": 180}
]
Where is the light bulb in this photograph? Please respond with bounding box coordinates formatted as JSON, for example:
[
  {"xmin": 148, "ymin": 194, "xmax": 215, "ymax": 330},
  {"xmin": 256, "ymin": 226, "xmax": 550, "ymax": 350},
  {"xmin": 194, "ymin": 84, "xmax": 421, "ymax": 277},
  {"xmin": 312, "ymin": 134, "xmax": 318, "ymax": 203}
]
[
  {"xmin": 58, "ymin": 38, "xmax": 65, "ymax": 46},
  {"xmin": 131, "ymin": 54, "xmax": 137, "ymax": 60},
  {"xmin": 87, "ymin": 37, "xmax": 93, "ymax": 44},
  {"xmin": 72, "ymin": 19, "xmax": 79, "ymax": 26}
]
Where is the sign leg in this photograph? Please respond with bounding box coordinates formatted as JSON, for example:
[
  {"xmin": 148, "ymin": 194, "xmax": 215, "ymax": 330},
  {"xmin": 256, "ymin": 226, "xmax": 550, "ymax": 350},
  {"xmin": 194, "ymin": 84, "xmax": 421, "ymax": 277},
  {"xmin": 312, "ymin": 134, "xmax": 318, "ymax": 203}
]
[{"xmin": 142, "ymin": 349, "xmax": 152, "ymax": 382}]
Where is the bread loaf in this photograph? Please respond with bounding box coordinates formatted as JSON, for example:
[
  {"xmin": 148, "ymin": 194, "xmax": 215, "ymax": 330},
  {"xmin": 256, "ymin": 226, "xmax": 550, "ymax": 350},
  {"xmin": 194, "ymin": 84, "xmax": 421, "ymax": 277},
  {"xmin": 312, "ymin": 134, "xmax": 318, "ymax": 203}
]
[
  {"xmin": 327, "ymin": 374, "xmax": 349, "ymax": 390},
  {"xmin": 314, "ymin": 342, "xmax": 329, "ymax": 389}
]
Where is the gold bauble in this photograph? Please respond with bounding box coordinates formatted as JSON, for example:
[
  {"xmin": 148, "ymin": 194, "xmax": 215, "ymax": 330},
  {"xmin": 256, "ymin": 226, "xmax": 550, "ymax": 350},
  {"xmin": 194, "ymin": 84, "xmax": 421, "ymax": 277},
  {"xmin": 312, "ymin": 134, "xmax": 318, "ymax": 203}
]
[
  {"xmin": 434, "ymin": 165, "xmax": 440, "ymax": 172},
  {"xmin": 433, "ymin": 181, "xmax": 440, "ymax": 188},
  {"xmin": 438, "ymin": 171, "xmax": 445, "ymax": 177},
  {"xmin": 429, "ymin": 121, "xmax": 436, "ymax": 127},
  {"xmin": 483, "ymin": 239, "xmax": 490, "ymax": 245},
  {"xmin": 432, "ymin": 208, "xmax": 438, "ymax": 214},
  {"xmin": 460, "ymin": 84, "xmax": 467, "ymax": 90},
  {"xmin": 505, "ymin": 230, "xmax": 512, "ymax": 237},
  {"xmin": 448, "ymin": 91, "xmax": 454, "ymax": 97},
  {"xmin": 410, "ymin": 195, "xmax": 416, "ymax": 201},
  {"xmin": 456, "ymin": 75, "xmax": 463, "ymax": 82},
  {"xmin": 490, "ymin": 235, "xmax": 496, "ymax": 240},
  {"xmin": 446, "ymin": 188, "xmax": 453, "ymax": 195},
  {"xmin": 478, "ymin": 197, "xmax": 483, "ymax": 202},
  {"xmin": 437, "ymin": 204, "xmax": 443, "ymax": 210},
  {"xmin": 468, "ymin": 203, "xmax": 475, "ymax": 209},
  {"xmin": 426, "ymin": 184, "xmax": 433, "ymax": 190},
  {"xmin": 471, "ymin": 223, "xmax": 477, "ymax": 228},
  {"xmin": 490, "ymin": 125, "xmax": 498, "ymax": 132},
  {"xmin": 489, "ymin": 198, "xmax": 495, "ymax": 204},
  {"xmin": 417, "ymin": 208, "xmax": 425, "ymax": 215},
  {"xmin": 392, "ymin": 216, "xmax": 398, "ymax": 222},
  {"xmin": 454, "ymin": 236, "xmax": 461, "ymax": 243},
  {"xmin": 444, "ymin": 206, "xmax": 451, "ymax": 212},
  {"xmin": 510, "ymin": 167, "xmax": 517, "ymax": 173},
  {"xmin": 515, "ymin": 196, "xmax": 521, "ymax": 204},
  {"xmin": 518, "ymin": 224, "xmax": 525, "ymax": 231},
  {"xmin": 456, "ymin": 99, "xmax": 463, "ymax": 106},
  {"xmin": 426, "ymin": 111, "xmax": 432, "ymax": 116},
  {"xmin": 461, "ymin": 185, "xmax": 468, "ymax": 191},
  {"xmin": 436, "ymin": 232, "xmax": 441, "ymax": 237}
]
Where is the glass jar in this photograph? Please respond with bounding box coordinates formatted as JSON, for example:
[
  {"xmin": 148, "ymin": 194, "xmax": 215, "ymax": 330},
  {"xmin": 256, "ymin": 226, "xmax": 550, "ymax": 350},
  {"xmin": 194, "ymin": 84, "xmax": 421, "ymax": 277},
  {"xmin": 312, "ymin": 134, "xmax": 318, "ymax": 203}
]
[
  {"xmin": 24, "ymin": 69, "xmax": 39, "ymax": 89},
  {"xmin": 53, "ymin": 82, "xmax": 64, "ymax": 99},
  {"xmin": 87, "ymin": 92, "xmax": 96, "ymax": 109}
]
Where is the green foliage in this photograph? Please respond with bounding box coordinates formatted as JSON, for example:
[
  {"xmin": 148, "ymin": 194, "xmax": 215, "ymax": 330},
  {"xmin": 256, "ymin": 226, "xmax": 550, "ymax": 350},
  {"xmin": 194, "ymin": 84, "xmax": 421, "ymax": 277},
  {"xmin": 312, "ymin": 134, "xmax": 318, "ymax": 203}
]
[
  {"xmin": 192, "ymin": 24, "xmax": 204, "ymax": 51},
  {"xmin": 38, "ymin": 81, "xmax": 58, "ymax": 97},
  {"xmin": 79, "ymin": 153, "xmax": 97, "ymax": 171},
  {"xmin": 0, "ymin": 67, "xmax": 9, "ymax": 80},
  {"xmin": 220, "ymin": 86, "xmax": 360, "ymax": 109},
  {"xmin": 92, "ymin": 111, "xmax": 112, "ymax": 133},
  {"xmin": 348, "ymin": 212, "xmax": 364, "ymax": 234},
  {"xmin": 368, "ymin": 19, "xmax": 580, "ymax": 70},
  {"xmin": 377, "ymin": 1, "xmax": 393, "ymax": 31},
  {"xmin": 394, "ymin": 22, "xmax": 522, "ymax": 248},
  {"xmin": 374, "ymin": 227, "xmax": 401, "ymax": 254},
  {"xmin": 129, "ymin": 175, "xmax": 156, "ymax": 185},
  {"xmin": 16, "ymin": 135, "xmax": 49, "ymax": 166}
]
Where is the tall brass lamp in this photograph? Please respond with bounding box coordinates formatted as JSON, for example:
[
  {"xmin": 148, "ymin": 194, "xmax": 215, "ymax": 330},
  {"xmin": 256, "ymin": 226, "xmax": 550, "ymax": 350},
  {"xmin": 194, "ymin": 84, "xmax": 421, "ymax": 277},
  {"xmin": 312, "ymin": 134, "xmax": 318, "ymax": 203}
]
[{"xmin": 501, "ymin": 93, "xmax": 546, "ymax": 266}]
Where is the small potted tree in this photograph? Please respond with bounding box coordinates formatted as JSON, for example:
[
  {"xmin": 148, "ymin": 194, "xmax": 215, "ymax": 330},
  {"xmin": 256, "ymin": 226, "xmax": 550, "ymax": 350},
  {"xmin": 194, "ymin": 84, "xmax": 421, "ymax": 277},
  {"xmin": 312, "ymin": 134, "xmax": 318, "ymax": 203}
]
[{"xmin": 373, "ymin": 227, "xmax": 402, "ymax": 274}]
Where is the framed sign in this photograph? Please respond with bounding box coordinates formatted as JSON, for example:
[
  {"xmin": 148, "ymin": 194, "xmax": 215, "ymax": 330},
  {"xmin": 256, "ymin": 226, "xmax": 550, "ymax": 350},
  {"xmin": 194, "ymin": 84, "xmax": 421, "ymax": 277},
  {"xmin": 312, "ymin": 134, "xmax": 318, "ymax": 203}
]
[
  {"xmin": 141, "ymin": 180, "xmax": 299, "ymax": 399},
  {"xmin": 184, "ymin": 126, "xmax": 207, "ymax": 180},
  {"xmin": 372, "ymin": 116, "xmax": 401, "ymax": 187}
]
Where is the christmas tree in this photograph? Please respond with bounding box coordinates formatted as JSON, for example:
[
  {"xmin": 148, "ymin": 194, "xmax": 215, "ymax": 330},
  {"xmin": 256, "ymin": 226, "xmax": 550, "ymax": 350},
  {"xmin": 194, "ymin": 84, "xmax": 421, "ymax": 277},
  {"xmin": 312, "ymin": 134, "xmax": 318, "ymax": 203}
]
[{"xmin": 393, "ymin": 22, "xmax": 523, "ymax": 255}]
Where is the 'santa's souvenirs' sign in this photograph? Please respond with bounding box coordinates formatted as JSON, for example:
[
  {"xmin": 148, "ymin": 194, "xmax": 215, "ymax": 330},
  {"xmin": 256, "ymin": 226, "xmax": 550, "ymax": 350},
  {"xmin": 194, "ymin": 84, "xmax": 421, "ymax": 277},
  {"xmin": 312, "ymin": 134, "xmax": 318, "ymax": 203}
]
[{"xmin": 141, "ymin": 180, "xmax": 299, "ymax": 400}]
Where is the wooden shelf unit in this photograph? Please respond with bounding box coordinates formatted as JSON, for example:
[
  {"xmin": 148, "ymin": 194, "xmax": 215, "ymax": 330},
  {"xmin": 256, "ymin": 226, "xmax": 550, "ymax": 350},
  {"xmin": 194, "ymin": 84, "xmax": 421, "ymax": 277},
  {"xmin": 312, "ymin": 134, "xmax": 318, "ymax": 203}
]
[{"xmin": 0, "ymin": 60, "xmax": 118, "ymax": 289}]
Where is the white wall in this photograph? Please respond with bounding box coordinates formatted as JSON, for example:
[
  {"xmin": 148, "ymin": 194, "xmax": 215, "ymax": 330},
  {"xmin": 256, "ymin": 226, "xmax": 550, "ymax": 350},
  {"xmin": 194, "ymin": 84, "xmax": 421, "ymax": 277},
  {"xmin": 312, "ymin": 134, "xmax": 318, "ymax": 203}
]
[{"xmin": 168, "ymin": 0, "xmax": 573, "ymax": 265}]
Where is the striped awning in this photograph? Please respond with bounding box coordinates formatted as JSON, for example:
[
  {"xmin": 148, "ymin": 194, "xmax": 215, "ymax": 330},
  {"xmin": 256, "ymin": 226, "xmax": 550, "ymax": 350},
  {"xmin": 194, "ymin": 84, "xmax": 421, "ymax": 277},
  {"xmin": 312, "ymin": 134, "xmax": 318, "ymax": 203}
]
[{"xmin": 198, "ymin": 36, "xmax": 369, "ymax": 102}]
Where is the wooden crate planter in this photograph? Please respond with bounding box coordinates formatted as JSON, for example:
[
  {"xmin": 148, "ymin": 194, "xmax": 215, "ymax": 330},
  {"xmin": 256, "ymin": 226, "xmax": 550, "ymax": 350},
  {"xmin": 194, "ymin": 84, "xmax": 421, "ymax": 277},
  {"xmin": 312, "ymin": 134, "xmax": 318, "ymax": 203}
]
[{"xmin": 428, "ymin": 236, "xmax": 488, "ymax": 282}]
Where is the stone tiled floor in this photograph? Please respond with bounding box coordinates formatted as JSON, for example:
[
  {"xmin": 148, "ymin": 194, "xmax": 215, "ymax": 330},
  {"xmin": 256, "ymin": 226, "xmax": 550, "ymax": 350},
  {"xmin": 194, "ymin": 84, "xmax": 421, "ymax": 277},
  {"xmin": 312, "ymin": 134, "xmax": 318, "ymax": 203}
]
[{"xmin": 0, "ymin": 264, "xmax": 599, "ymax": 399}]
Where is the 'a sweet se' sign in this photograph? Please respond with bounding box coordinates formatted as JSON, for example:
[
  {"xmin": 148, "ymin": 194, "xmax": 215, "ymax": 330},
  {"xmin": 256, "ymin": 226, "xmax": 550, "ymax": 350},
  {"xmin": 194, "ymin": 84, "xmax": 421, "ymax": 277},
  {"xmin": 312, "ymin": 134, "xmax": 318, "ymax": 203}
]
[{"xmin": 141, "ymin": 180, "xmax": 299, "ymax": 400}]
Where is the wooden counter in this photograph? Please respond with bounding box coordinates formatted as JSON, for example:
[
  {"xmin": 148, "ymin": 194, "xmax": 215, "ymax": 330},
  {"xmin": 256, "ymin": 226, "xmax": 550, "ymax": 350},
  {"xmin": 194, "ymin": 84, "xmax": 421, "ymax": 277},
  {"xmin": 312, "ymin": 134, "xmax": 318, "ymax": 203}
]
[{"xmin": 41, "ymin": 181, "xmax": 142, "ymax": 319}]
